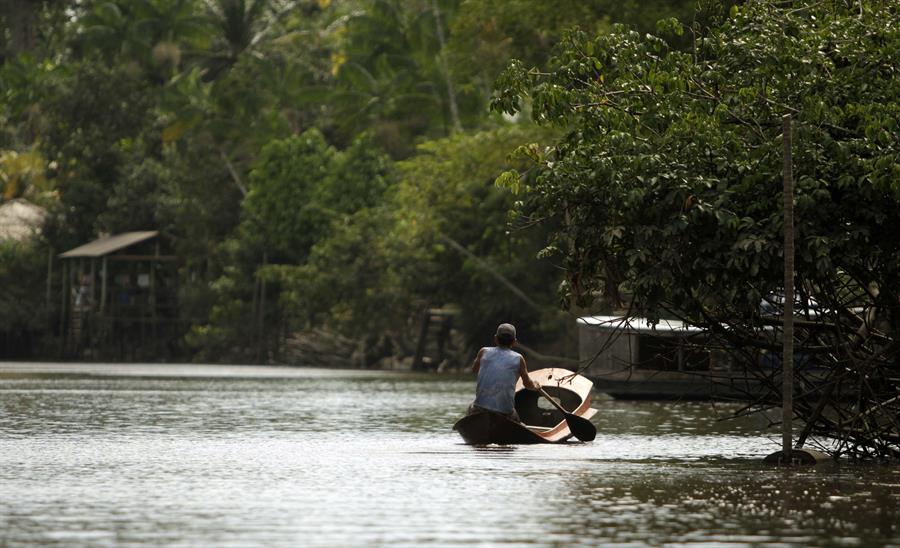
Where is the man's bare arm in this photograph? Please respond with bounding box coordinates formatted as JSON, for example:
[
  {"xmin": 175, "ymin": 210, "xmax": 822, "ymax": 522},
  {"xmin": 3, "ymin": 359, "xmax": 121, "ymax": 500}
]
[
  {"xmin": 472, "ymin": 347, "xmax": 486, "ymax": 374},
  {"xmin": 519, "ymin": 356, "xmax": 540, "ymax": 390}
]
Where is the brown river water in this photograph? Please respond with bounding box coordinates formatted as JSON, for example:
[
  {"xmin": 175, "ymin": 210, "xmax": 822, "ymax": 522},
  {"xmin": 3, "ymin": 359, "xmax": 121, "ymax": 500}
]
[{"xmin": 1, "ymin": 363, "xmax": 898, "ymax": 546}]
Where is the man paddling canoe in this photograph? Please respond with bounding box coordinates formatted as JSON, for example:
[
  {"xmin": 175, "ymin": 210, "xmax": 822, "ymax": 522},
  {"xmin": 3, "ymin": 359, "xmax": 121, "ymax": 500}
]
[{"xmin": 467, "ymin": 323, "xmax": 541, "ymax": 422}]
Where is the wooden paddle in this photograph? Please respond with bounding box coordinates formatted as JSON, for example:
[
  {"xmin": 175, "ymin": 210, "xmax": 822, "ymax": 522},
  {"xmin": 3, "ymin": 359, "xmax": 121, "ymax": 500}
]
[{"xmin": 537, "ymin": 387, "xmax": 597, "ymax": 442}]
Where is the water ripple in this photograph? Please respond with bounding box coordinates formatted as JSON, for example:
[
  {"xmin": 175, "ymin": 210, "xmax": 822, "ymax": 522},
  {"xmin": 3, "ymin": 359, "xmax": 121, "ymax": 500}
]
[{"xmin": 0, "ymin": 364, "xmax": 898, "ymax": 546}]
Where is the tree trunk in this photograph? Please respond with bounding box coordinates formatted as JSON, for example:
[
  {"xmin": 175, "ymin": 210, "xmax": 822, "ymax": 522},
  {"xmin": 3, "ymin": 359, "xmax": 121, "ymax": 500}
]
[
  {"xmin": 431, "ymin": 0, "xmax": 462, "ymax": 133},
  {"xmin": 5, "ymin": 0, "xmax": 40, "ymax": 54}
]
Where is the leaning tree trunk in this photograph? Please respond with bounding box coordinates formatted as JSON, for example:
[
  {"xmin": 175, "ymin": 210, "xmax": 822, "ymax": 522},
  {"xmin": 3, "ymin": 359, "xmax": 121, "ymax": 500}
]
[{"xmin": 431, "ymin": 0, "xmax": 462, "ymax": 133}]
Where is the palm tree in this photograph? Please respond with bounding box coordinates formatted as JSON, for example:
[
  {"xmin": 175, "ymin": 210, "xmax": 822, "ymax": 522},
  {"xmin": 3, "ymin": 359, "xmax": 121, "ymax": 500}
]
[
  {"xmin": 80, "ymin": 0, "xmax": 209, "ymax": 76},
  {"xmin": 79, "ymin": 2, "xmax": 146, "ymax": 61},
  {"xmin": 332, "ymin": 59, "xmax": 440, "ymax": 135},
  {"xmin": 203, "ymin": 0, "xmax": 265, "ymax": 78},
  {"xmin": 325, "ymin": 0, "xmax": 462, "ymax": 147},
  {"xmin": 202, "ymin": 0, "xmax": 302, "ymax": 81}
]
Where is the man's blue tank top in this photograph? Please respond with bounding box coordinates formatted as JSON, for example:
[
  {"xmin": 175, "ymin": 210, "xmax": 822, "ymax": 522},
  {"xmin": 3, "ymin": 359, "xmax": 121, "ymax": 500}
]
[{"xmin": 474, "ymin": 346, "xmax": 523, "ymax": 414}]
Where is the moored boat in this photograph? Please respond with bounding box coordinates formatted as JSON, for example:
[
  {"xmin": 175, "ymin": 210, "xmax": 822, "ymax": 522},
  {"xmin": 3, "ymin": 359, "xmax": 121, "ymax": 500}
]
[
  {"xmin": 578, "ymin": 315, "xmax": 766, "ymax": 400},
  {"xmin": 453, "ymin": 367, "xmax": 598, "ymax": 444}
]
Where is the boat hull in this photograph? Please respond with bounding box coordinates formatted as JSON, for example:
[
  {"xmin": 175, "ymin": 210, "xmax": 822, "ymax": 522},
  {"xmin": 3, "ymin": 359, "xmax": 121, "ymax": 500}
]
[
  {"xmin": 591, "ymin": 369, "xmax": 766, "ymax": 400},
  {"xmin": 453, "ymin": 412, "xmax": 549, "ymax": 445},
  {"xmin": 453, "ymin": 367, "xmax": 598, "ymax": 445}
]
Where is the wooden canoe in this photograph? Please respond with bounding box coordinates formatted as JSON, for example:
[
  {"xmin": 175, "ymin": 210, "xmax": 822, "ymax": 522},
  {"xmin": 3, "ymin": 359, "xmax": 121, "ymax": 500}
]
[{"xmin": 453, "ymin": 367, "xmax": 598, "ymax": 444}]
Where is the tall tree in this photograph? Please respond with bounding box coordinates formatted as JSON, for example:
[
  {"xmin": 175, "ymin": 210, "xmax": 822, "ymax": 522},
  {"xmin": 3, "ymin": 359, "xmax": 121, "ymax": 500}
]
[
  {"xmin": 38, "ymin": 61, "xmax": 157, "ymax": 248},
  {"xmin": 494, "ymin": 1, "xmax": 900, "ymax": 458},
  {"xmin": 78, "ymin": 0, "xmax": 209, "ymax": 79},
  {"xmin": 446, "ymin": 0, "xmax": 700, "ymax": 120},
  {"xmin": 325, "ymin": 0, "xmax": 465, "ymax": 155}
]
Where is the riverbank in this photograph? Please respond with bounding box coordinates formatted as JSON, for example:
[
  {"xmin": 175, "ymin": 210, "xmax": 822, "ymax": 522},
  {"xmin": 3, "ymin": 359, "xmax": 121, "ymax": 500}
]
[{"xmin": 0, "ymin": 361, "xmax": 449, "ymax": 379}]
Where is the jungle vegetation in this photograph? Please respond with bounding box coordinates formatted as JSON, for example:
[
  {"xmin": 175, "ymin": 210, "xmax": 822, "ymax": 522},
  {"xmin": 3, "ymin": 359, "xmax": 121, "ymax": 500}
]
[
  {"xmin": 494, "ymin": 1, "xmax": 899, "ymax": 458},
  {"xmin": 0, "ymin": 0, "xmax": 702, "ymax": 363}
]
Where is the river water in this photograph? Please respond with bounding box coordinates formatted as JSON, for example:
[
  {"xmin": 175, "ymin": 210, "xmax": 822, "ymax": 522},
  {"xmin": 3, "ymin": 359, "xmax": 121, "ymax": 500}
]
[{"xmin": 1, "ymin": 363, "xmax": 898, "ymax": 547}]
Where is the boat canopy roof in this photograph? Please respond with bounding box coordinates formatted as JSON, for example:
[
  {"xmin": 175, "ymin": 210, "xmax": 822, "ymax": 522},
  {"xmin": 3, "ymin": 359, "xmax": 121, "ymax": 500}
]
[{"xmin": 577, "ymin": 315, "xmax": 705, "ymax": 333}]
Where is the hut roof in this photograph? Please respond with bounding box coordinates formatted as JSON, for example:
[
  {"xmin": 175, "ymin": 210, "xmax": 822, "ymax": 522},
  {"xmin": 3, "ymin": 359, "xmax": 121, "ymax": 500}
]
[{"xmin": 59, "ymin": 231, "xmax": 159, "ymax": 258}]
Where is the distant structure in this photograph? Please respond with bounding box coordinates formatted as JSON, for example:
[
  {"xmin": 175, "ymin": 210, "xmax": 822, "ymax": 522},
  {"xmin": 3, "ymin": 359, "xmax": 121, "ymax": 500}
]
[
  {"xmin": 0, "ymin": 198, "xmax": 46, "ymax": 242},
  {"xmin": 57, "ymin": 231, "xmax": 179, "ymax": 360},
  {"xmin": 578, "ymin": 315, "xmax": 760, "ymax": 400},
  {"xmin": 413, "ymin": 308, "xmax": 457, "ymax": 371}
]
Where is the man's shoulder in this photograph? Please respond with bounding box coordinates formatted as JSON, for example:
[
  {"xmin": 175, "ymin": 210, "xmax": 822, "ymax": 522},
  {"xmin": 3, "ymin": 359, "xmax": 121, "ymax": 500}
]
[{"xmin": 486, "ymin": 346, "xmax": 523, "ymax": 358}]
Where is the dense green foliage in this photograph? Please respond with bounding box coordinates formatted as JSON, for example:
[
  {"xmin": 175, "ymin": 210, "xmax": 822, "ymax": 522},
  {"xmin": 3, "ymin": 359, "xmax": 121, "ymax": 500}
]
[
  {"xmin": 0, "ymin": 239, "xmax": 50, "ymax": 357},
  {"xmin": 0, "ymin": 241, "xmax": 48, "ymax": 333},
  {"xmin": 293, "ymin": 126, "xmax": 560, "ymax": 340},
  {"xmin": 494, "ymin": 0, "xmax": 900, "ymax": 458},
  {"xmin": 6, "ymin": 0, "xmax": 894, "ymax": 403},
  {"xmin": 2, "ymin": 0, "xmax": 701, "ymax": 362},
  {"xmin": 494, "ymin": 1, "xmax": 900, "ymax": 326}
]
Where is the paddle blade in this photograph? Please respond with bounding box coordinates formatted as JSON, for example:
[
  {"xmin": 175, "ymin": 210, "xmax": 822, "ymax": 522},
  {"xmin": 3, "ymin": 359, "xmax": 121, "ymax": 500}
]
[
  {"xmin": 564, "ymin": 412, "xmax": 597, "ymax": 442},
  {"xmin": 536, "ymin": 387, "xmax": 597, "ymax": 442}
]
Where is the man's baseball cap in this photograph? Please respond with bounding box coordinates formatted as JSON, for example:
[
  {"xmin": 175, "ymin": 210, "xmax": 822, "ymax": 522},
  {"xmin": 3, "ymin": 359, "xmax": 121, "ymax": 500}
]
[{"xmin": 496, "ymin": 323, "xmax": 516, "ymax": 340}]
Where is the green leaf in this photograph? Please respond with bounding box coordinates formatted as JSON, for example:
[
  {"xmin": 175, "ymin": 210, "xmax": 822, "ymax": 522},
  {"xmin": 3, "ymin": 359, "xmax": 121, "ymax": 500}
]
[{"xmin": 494, "ymin": 170, "xmax": 522, "ymax": 194}]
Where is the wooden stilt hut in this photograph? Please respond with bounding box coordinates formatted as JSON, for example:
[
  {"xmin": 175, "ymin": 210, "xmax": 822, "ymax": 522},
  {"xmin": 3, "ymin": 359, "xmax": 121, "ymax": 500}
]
[{"xmin": 58, "ymin": 231, "xmax": 178, "ymax": 360}]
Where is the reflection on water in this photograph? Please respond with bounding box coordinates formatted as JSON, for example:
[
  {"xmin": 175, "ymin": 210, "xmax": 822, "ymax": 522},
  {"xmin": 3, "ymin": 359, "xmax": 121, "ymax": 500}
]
[{"xmin": 1, "ymin": 363, "xmax": 898, "ymax": 546}]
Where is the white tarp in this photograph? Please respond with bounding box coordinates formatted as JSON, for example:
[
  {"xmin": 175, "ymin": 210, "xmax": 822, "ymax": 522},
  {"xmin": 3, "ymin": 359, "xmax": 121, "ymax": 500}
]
[{"xmin": 0, "ymin": 199, "xmax": 46, "ymax": 242}]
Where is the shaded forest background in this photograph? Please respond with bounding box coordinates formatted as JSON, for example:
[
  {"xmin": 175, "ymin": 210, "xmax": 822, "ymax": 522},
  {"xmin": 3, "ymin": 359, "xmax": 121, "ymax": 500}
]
[
  {"xmin": 3, "ymin": 0, "xmax": 896, "ymax": 375},
  {"xmin": 1, "ymin": 0, "xmax": 712, "ymax": 364}
]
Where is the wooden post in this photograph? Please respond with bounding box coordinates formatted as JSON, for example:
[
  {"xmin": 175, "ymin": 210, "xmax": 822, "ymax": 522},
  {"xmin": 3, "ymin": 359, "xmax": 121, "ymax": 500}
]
[
  {"xmin": 46, "ymin": 248, "xmax": 53, "ymax": 310},
  {"xmin": 59, "ymin": 260, "xmax": 68, "ymax": 353},
  {"xmin": 90, "ymin": 259, "xmax": 96, "ymax": 311},
  {"xmin": 629, "ymin": 334, "xmax": 639, "ymax": 375},
  {"xmin": 764, "ymin": 114, "xmax": 827, "ymax": 465},
  {"xmin": 257, "ymin": 252, "xmax": 267, "ymax": 363},
  {"xmin": 412, "ymin": 311, "xmax": 430, "ymax": 370},
  {"xmin": 251, "ymin": 270, "xmax": 259, "ymax": 327},
  {"xmin": 100, "ymin": 256, "xmax": 108, "ymax": 313},
  {"xmin": 782, "ymin": 114, "xmax": 795, "ymax": 460},
  {"xmin": 151, "ymin": 241, "xmax": 158, "ymax": 350}
]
